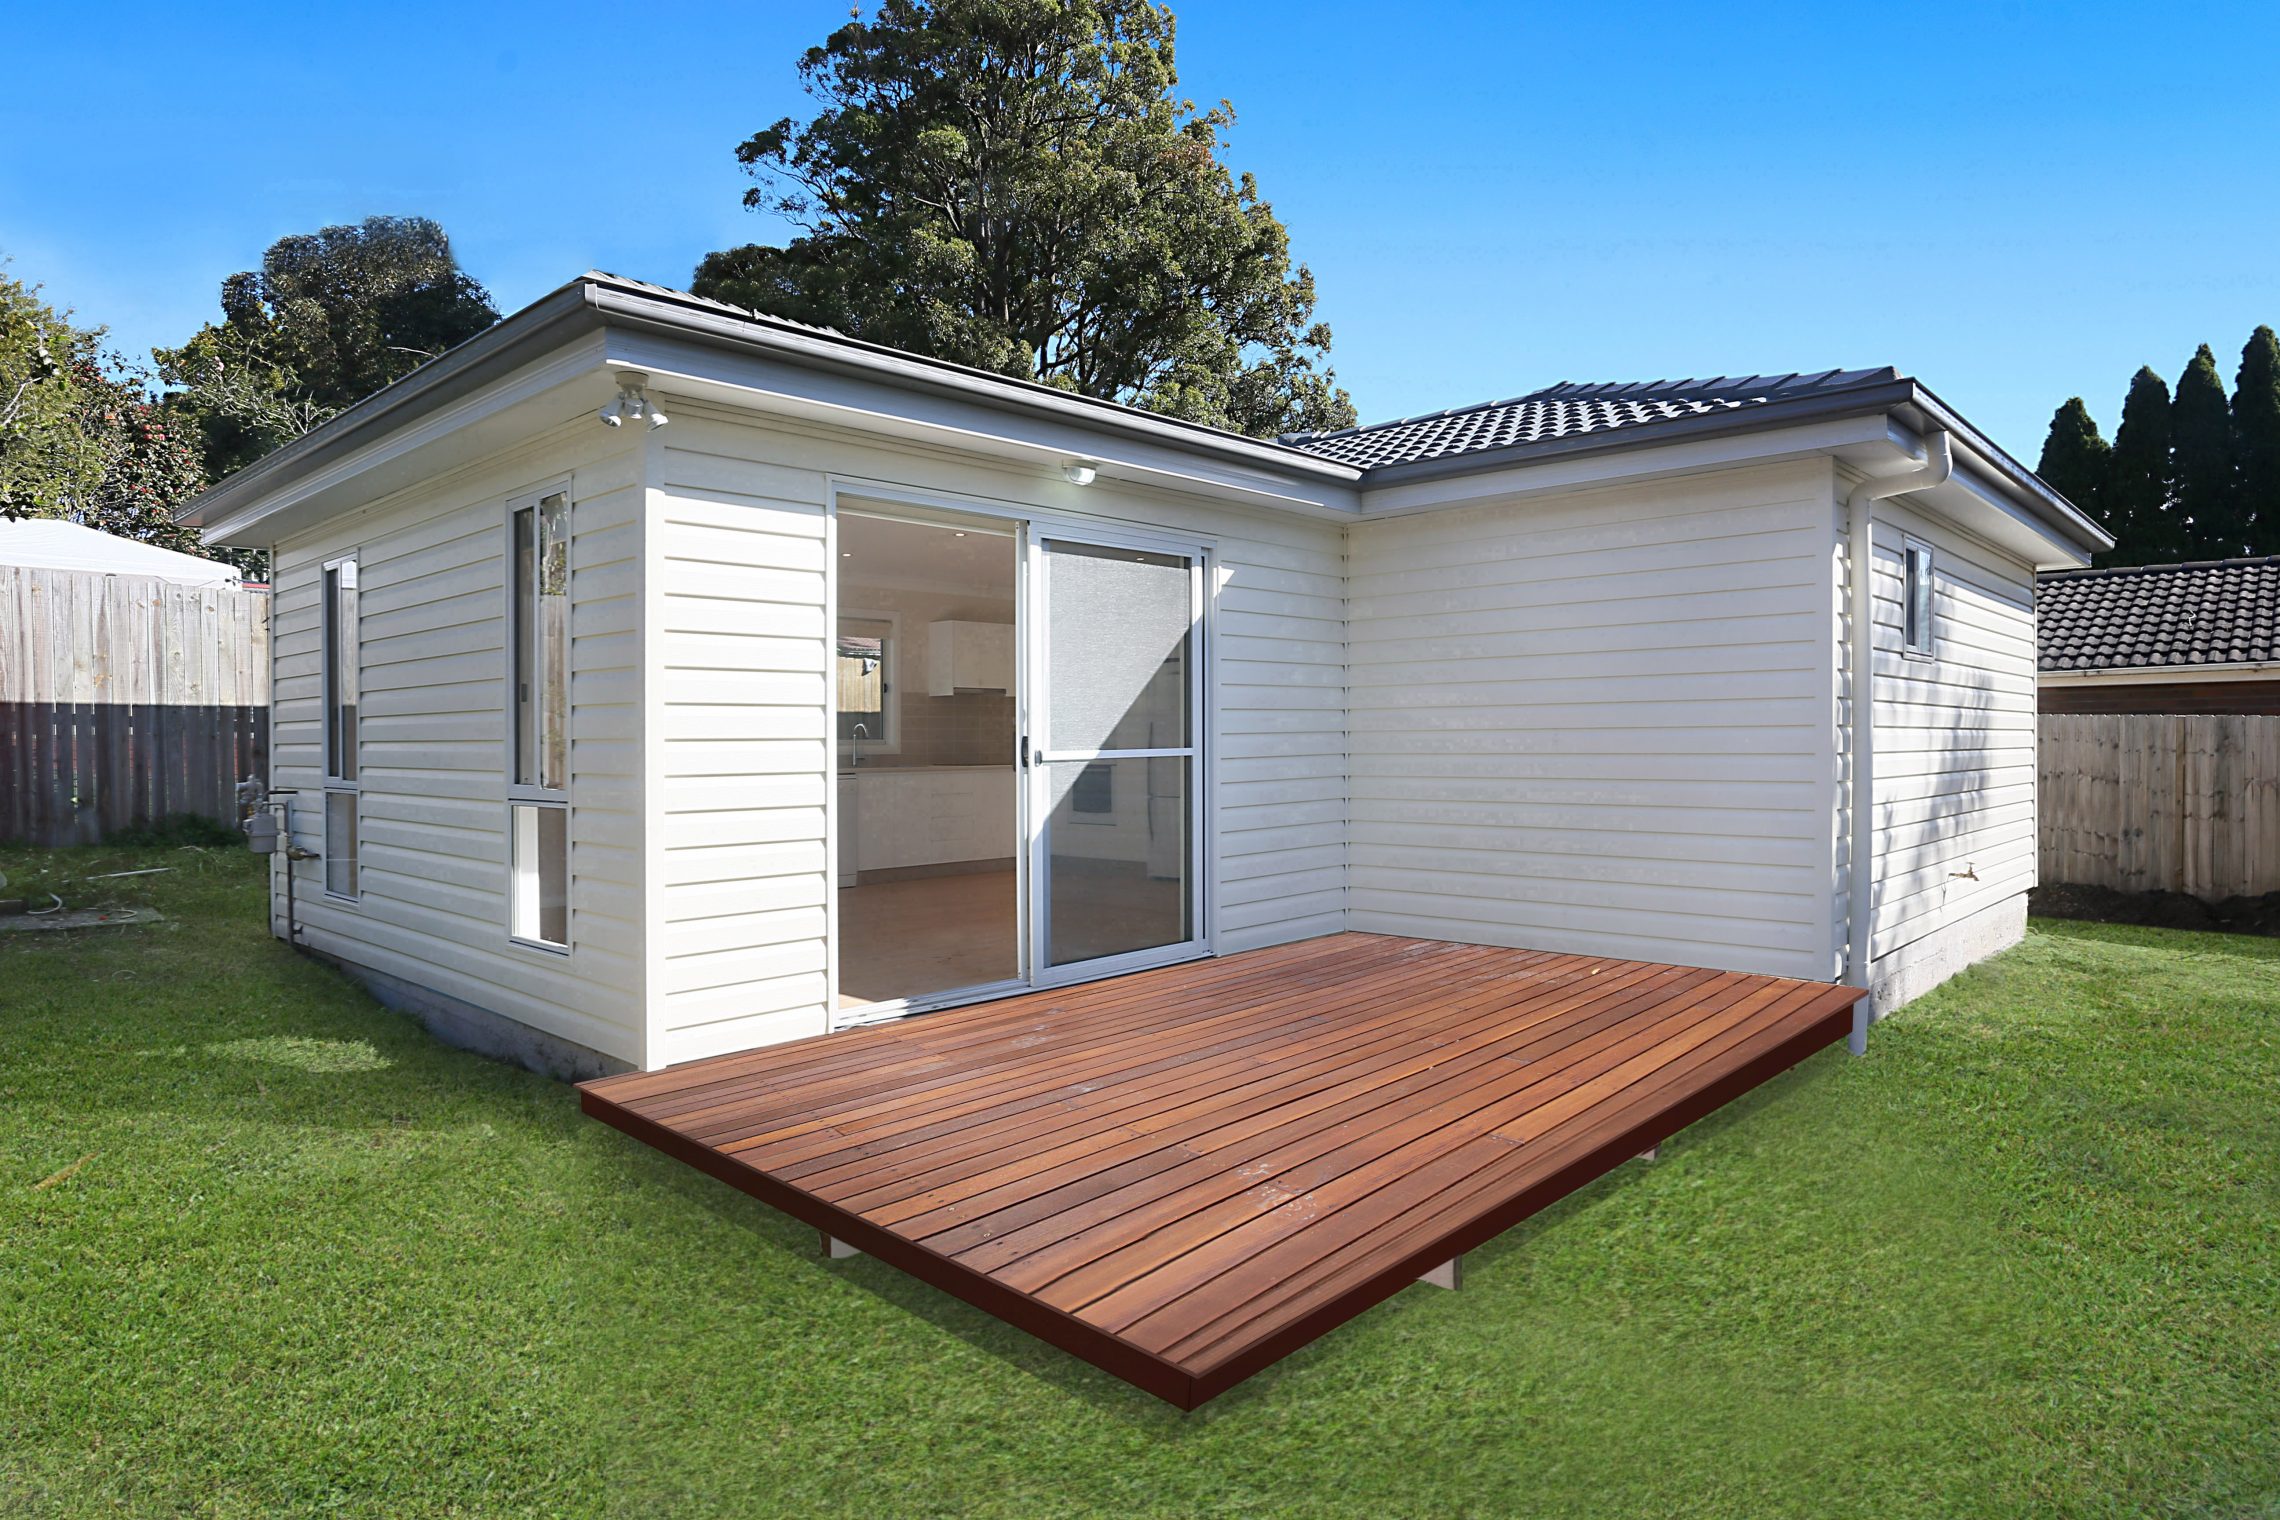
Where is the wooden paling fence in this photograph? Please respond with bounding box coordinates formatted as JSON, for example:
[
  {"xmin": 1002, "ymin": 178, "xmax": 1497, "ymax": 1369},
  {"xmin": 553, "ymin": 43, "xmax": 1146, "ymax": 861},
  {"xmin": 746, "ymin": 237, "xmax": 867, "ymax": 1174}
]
[
  {"xmin": 2039, "ymin": 713, "xmax": 2280, "ymax": 899},
  {"xmin": 0, "ymin": 566, "xmax": 269, "ymax": 847}
]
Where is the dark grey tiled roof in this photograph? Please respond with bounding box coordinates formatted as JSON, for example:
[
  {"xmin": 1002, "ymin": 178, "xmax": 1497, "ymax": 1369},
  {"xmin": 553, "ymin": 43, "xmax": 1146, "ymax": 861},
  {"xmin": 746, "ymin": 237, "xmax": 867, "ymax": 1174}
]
[
  {"xmin": 1282, "ymin": 369, "xmax": 1899, "ymax": 470},
  {"xmin": 2038, "ymin": 556, "xmax": 2280, "ymax": 671}
]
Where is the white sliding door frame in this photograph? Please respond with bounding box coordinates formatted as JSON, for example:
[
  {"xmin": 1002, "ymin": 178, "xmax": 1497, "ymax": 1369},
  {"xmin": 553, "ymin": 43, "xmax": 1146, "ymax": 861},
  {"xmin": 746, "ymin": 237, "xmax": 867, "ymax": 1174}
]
[
  {"xmin": 1025, "ymin": 525, "xmax": 1213, "ymax": 990},
  {"xmin": 822, "ymin": 476, "xmax": 1217, "ymax": 1026}
]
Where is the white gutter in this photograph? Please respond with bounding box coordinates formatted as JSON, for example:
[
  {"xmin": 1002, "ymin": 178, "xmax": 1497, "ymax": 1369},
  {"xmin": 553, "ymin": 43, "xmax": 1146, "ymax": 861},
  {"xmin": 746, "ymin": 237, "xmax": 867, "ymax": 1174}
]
[
  {"xmin": 1844, "ymin": 429, "xmax": 1953, "ymax": 1052},
  {"xmin": 2041, "ymin": 660, "xmax": 2280, "ymax": 687}
]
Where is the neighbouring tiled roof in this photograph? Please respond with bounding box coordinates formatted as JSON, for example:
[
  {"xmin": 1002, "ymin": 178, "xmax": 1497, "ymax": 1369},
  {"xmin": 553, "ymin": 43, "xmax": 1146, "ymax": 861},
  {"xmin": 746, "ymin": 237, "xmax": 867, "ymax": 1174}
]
[
  {"xmin": 2038, "ymin": 556, "xmax": 2280, "ymax": 671},
  {"xmin": 1281, "ymin": 369, "xmax": 1899, "ymax": 470}
]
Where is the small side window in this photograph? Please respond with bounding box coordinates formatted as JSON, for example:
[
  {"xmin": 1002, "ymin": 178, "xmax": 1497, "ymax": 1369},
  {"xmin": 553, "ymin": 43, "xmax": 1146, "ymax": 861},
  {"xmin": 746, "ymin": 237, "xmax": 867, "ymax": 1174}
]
[
  {"xmin": 1902, "ymin": 539, "xmax": 1935, "ymax": 656},
  {"xmin": 321, "ymin": 555, "xmax": 361, "ymax": 900},
  {"xmin": 510, "ymin": 801, "xmax": 568, "ymax": 949},
  {"xmin": 506, "ymin": 486, "xmax": 571, "ymax": 951},
  {"xmin": 325, "ymin": 791, "xmax": 359, "ymax": 899}
]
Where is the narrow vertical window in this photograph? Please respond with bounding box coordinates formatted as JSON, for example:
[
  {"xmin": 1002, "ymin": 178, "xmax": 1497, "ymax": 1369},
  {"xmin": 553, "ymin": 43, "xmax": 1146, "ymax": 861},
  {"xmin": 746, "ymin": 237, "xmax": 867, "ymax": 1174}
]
[
  {"xmin": 513, "ymin": 491, "xmax": 570, "ymax": 790},
  {"xmin": 324, "ymin": 559, "xmax": 359, "ymax": 781},
  {"xmin": 321, "ymin": 555, "xmax": 360, "ymax": 900},
  {"xmin": 507, "ymin": 488, "xmax": 570, "ymax": 949},
  {"xmin": 1903, "ymin": 539, "xmax": 1935, "ymax": 656}
]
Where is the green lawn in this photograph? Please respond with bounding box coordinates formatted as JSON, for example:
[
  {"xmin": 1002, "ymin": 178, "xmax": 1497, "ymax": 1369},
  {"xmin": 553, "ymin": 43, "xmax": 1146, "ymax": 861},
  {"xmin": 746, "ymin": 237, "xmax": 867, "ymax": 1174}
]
[{"xmin": 3, "ymin": 846, "xmax": 2275, "ymax": 1519}]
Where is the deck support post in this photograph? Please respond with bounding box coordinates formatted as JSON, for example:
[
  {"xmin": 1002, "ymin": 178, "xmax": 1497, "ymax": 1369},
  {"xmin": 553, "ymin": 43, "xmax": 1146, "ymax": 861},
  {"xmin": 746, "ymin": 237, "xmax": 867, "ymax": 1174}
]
[
  {"xmin": 1848, "ymin": 994, "xmax": 1872, "ymax": 1057},
  {"xmin": 822, "ymin": 1232, "xmax": 861, "ymax": 1260},
  {"xmin": 1636, "ymin": 1144, "xmax": 1659, "ymax": 1162},
  {"xmin": 1419, "ymin": 1255, "xmax": 1462, "ymax": 1291}
]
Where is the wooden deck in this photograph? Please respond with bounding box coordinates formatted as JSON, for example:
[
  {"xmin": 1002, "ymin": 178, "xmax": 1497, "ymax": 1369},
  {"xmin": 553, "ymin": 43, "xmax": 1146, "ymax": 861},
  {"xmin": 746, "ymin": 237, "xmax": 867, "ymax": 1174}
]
[{"xmin": 580, "ymin": 933, "xmax": 1864, "ymax": 1409}]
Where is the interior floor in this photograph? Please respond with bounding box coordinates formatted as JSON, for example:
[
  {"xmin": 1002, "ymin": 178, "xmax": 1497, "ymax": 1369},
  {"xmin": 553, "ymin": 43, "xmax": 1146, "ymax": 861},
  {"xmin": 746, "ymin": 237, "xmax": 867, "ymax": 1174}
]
[
  {"xmin": 836, "ymin": 863, "xmax": 1190, "ymax": 1009},
  {"xmin": 837, "ymin": 870, "xmax": 1019, "ymax": 1009}
]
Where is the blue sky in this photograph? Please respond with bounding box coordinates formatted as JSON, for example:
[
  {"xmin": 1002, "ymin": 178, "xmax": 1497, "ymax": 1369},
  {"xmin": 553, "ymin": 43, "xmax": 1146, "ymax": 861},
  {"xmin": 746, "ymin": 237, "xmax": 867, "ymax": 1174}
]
[{"xmin": 7, "ymin": 1, "xmax": 2278, "ymax": 458}]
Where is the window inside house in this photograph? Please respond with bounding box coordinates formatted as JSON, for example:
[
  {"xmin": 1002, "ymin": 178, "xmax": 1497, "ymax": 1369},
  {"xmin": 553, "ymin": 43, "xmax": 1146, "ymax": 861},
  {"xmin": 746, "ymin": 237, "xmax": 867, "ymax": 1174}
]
[
  {"xmin": 836, "ymin": 616, "xmax": 895, "ymax": 749},
  {"xmin": 1072, "ymin": 761, "xmax": 1114, "ymax": 815},
  {"xmin": 509, "ymin": 489, "xmax": 570, "ymax": 948},
  {"xmin": 1903, "ymin": 539, "xmax": 1936, "ymax": 656},
  {"xmin": 322, "ymin": 556, "xmax": 359, "ymax": 899}
]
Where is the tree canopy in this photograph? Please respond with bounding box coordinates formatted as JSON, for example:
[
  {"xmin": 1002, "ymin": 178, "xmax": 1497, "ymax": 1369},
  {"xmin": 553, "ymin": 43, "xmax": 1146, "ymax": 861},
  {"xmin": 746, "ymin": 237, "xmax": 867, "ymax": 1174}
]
[
  {"xmin": 2036, "ymin": 328, "xmax": 2280, "ymax": 567},
  {"xmin": 2170, "ymin": 343, "xmax": 2239, "ymax": 554},
  {"xmin": 2034, "ymin": 397, "xmax": 2110, "ymax": 526},
  {"xmin": 0, "ymin": 272, "xmax": 101, "ymax": 519},
  {"xmin": 0, "ymin": 271, "xmax": 220, "ymax": 561},
  {"xmin": 2104, "ymin": 365, "xmax": 2177, "ymax": 566},
  {"xmin": 159, "ymin": 216, "xmax": 498, "ymax": 477},
  {"xmin": 693, "ymin": 0, "xmax": 1355, "ymax": 440},
  {"xmin": 2233, "ymin": 325, "xmax": 2280, "ymax": 552}
]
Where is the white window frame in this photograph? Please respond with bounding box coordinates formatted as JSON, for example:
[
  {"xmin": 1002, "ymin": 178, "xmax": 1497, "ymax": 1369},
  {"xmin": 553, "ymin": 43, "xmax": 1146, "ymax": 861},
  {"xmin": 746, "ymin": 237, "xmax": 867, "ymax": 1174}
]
[
  {"xmin": 835, "ymin": 606, "xmax": 902, "ymax": 756},
  {"xmin": 1902, "ymin": 535, "xmax": 1937, "ymax": 659},
  {"xmin": 504, "ymin": 483, "xmax": 572, "ymax": 953},
  {"xmin": 321, "ymin": 553, "xmax": 360, "ymax": 902}
]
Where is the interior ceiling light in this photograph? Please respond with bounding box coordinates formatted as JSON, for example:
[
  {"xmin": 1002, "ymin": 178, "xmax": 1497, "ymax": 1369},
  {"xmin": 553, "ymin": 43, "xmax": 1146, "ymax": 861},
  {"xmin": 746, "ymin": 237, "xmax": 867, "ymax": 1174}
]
[{"xmin": 598, "ymin": 371, "xmax": 669, "ymax": 430}]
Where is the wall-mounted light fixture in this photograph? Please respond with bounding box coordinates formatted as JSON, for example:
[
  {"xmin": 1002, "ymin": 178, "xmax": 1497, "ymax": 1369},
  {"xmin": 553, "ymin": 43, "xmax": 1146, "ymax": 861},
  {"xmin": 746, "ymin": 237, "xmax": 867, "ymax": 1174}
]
[
  {"xmin": 1062, "ymin": 460, "xmax": 1098, "ymax": 486},
  {"xmin": 598, "ymin": 371, "xmax": 669, "ymax": 430}
]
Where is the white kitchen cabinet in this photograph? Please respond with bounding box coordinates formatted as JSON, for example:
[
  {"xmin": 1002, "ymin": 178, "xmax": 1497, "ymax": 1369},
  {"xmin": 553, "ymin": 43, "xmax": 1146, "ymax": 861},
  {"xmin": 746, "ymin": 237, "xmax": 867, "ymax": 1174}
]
[
  {"xmin": 852, "ymin": 767, "xmax": 1018, "ymax": 872},
  {"xmin": 926, "ymin": 620, "xmax": 1015, "ymax": 695}
]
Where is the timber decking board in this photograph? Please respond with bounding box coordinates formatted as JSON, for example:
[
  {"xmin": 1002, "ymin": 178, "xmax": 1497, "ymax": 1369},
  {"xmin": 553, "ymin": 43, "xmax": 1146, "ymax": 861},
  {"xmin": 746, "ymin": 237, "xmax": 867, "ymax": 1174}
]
[{"xmin": 580, "ymin": 933, "xmax": 1863, "ymax": 1408}]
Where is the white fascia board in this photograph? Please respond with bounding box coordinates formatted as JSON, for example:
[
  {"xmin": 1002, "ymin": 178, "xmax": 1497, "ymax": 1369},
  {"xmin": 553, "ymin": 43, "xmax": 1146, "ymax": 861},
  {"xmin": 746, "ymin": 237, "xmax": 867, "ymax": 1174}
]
[
  {"xmin": 1880, "ymin": 420, "xmax": 2096, "ymax": 571},
  {"xmin": 2041, "ymin": 661, "xmax": 2280, "ymax": 686},
  {"xmin": 602, "ymin": 330, "xmax": 1363, "ymax": 518},
  {"xmin": 201, "ymin": 332, "xmax": 613, "ymax": 546},
  {"xmin": 1352, "ymin": 413, "xmax": 1904, "ymax": 518}
]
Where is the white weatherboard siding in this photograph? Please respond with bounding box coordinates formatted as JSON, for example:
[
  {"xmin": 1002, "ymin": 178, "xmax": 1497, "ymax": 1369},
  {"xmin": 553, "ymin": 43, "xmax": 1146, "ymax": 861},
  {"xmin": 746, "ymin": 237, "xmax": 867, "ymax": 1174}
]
[
  {"xmin": 269, "ymin": 423, "xmax": 647, "ymax": 1066},
  {"xmin": 1345, "ymin": 460, "xmax": 1837, "ymax": 981},
  {"xmin": 646, "ymin": 408, "xmax": 1347, "ymax": 1067},
  {"xmin": 647, "ymin": 429, "xmax": 834, "ymax": 1064},
  {"xmin": 1851, "ymin": 498, "xmax": 2038, "ymax": 999}
]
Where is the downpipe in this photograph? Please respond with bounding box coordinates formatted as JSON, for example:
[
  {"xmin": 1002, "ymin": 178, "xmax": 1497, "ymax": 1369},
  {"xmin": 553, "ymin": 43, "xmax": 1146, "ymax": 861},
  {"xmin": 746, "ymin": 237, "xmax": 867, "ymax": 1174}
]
[{"xmin": 1844, "ymin": 429, "xmax": 1953, "ymax": 1053}]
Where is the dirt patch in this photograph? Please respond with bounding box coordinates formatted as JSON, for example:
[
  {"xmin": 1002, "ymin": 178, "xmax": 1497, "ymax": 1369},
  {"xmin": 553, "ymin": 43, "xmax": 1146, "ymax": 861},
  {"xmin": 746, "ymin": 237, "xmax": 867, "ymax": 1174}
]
[{"xmin": 2030, "ymin": 882, "xmax": 2280, "ymax": 938}]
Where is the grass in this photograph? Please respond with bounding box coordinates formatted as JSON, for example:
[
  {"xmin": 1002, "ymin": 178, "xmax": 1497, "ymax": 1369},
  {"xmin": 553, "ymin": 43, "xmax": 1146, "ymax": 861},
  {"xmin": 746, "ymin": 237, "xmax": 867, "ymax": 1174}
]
[{"xmin": 2, "ymin": 846, "xmax": 2275, "ymax": 1519}]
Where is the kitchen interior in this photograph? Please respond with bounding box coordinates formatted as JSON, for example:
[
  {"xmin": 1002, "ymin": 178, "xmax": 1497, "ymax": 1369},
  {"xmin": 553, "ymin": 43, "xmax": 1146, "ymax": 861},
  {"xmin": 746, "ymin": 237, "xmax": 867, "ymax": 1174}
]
[{"xmin": 835, "ymin": 510, "xmax": 1021, "ymax": 1007}]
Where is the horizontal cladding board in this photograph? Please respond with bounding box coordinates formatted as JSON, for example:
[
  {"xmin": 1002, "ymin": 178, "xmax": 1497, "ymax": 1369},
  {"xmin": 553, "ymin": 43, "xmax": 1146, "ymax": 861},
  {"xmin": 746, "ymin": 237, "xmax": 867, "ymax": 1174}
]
[
  {"xmin": 1353, "ymin": 516, "xmax": 1828, "ymax": 590},
  {"xmin": 1350, "ymin": 585, "xmax": 1824, "ymax": 644},
  {"xmin": 1348, "ymin": 465, "xmax": 1832, "ymax": 984},
  {"xmin": 1848, "ymin": 495, "xmax": 2041, "ymax": 981},
  {"xmin": 1349, "ymin": 548, "xmax": 1828, "ymax": 621},
  {"xmin": 1342, "ymin": 907, "xmax": 1823, "ymax": 979},
  {"xmin": 269, "ymin": 425, "xmax": 649, "ymax": 1064}
]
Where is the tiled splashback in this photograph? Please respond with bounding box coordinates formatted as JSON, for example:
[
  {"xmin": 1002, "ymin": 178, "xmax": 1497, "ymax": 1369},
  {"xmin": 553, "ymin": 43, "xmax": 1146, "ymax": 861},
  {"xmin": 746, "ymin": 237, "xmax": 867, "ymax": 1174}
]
[{"xmin": 897, "ymin": 687, "xmax": 1016, "ymax": 767}]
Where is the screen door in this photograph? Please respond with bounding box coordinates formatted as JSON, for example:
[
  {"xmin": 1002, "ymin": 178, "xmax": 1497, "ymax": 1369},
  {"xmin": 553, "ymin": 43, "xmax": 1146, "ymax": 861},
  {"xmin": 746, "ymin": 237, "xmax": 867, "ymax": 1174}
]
[{"xmin": 1028, "ymin": 534, "xmax": 1204, "ymax": 983}]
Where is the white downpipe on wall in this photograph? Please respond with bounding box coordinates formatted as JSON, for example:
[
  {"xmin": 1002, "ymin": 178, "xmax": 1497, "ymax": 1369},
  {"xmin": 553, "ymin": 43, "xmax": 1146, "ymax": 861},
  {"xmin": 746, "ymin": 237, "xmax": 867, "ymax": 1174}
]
[{"xmin": 1844, "ymin": 429, "xmax": 1953, "ymax": 1052}]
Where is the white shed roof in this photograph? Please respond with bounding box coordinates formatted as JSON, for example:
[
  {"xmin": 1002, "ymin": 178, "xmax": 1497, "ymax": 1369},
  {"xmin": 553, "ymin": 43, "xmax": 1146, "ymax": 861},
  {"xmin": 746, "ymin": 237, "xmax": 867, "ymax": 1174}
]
[{"xmin": 0, "ymin": 518, "xmax": 240, "ymax": 586}]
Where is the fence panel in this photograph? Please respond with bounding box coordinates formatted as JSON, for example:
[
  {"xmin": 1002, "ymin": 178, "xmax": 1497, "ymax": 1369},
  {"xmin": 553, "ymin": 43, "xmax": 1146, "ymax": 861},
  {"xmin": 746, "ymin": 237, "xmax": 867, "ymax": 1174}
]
[
  {"xmin": 0, "ymin": 566, "xmax": 269, "ymax": 846},
  {"xmin": 2039, "ymin": 712, "xmax": 2280, "ymax": 899}
]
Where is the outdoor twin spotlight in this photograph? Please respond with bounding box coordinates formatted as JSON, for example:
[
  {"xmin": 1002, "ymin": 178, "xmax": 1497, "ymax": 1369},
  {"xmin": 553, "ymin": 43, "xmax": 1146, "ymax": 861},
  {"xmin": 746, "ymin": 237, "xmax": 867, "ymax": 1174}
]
[{"xmin": 598, "ymin": 371, "xmax": 668, "ymax": 430}]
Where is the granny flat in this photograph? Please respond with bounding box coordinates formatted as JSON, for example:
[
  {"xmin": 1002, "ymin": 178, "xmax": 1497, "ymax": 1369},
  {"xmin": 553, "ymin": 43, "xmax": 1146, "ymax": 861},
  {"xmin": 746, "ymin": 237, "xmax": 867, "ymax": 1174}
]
[{"xmin": 189, "ymin": 273, "xmax": 2107, "ymax": 1403}]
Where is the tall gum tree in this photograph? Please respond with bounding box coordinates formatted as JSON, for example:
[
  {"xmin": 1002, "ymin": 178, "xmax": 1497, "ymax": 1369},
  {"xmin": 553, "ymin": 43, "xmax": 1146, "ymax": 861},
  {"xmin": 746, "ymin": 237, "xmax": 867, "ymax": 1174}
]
[{"xmin": 694, "ymin": 0, "xmax": 1356, "ymax": 440}]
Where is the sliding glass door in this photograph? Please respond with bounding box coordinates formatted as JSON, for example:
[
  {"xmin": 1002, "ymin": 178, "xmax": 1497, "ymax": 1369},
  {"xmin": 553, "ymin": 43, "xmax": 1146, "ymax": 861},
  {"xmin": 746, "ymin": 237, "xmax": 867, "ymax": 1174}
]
[{"xmin": 1028, "ymin": 534, "xmax": 1204, "ymax": 983}]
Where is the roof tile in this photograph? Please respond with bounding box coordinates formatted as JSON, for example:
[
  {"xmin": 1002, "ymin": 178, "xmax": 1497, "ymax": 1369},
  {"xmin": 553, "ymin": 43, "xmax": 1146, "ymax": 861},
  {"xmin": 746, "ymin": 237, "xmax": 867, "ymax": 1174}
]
[
  {"xmin": 2038, "ymin": 556, "xmax": 2280, "ymax": 671},
  {"xmin": 1282, "ymin": 369, "xmax": 1900, "ymax": 469}
]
